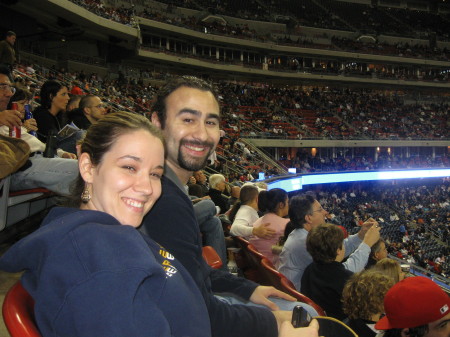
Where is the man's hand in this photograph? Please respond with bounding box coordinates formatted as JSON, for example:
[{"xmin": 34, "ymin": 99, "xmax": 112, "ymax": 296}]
[
  {"xmin": 253, "ymin": 223, "xmax": 276, "ymax": 239},
  {"xmin": 278, "ymin": 319, "xmax": 319, "ymax": 337},
  {"xmin": 273, "ymin": 311, "xmax": 293, "ymax": 330},
  {"xmin": 357, "ymin": 217, "xmax": 378, "ymax": 240},
  {"xmin": 0, "ymin": 110, "xmax": 22, "ymax": 128},
  {"xmin": 23, "ymin": 118, "xmax": 38, "ymax": 132},
  {"xmin": 61, "ymin": 152, "xmax": 77, "ymax": 159},
  {"xmin": 249, "ymin": 286, "xmax": 295, "ymax": 310},
  {"xmin": 362, "ymin": 224, "xmax": 381, "ymax": 247}
]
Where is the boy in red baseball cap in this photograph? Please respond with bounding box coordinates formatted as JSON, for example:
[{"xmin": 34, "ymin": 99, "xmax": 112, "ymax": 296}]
[{"xmin": 375, "ymin": 276, "xmax": 450, "ymax": 337}]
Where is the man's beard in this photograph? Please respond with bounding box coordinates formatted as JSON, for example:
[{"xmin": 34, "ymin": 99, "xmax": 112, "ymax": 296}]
[{"xmin": 177, "ymin": 139, "xmax": 215, "ymax": 172}]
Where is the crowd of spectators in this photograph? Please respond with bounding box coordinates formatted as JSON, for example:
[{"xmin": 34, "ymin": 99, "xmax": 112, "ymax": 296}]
[
  {"xmin": 217, "ymin": 84, "xmax": 450, "ymax": 141},
  {"xmin": 59, "ymin": 0, "xmax": 450, "ymax": 87},
  {"xmin": 65, "ymin": 0, "xmax": 450, "ymax": 63},
  {"xmin": 13, "ymin": 60, "xmax": 449, "ymax": 187},
  {"xmin": 138, "ymin": 9, "xmax": 261, "ymax": 41},
  {"xmin": 153, "ymin": 0, "xmax": 450, "ymax": 41},
  {"xmin": 68, "ymin": 0, "xmax": 135, "ymax": 26},
  {"xmin": 3, "ymin": 2, "xmax": 450, "ymax": 334},
  {"xmin": 331, "ymin": 37, "xmax": 450, "ymax": 62},
  {"xmin": 17, "ymin": 59, "xmax": 450, "ymax": 144},
  {"xmin": 301, "ymin": 179, "xmax": 450, "ymax": 278},
  {"xmin": 282, "ymin": 153, "xmax": 450, "ymax": 173}
]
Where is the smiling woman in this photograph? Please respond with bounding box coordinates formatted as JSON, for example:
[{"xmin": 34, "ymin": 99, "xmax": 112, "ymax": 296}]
[{"xmin": 0, "ymin": 111, "xmax": 212, "ymax": 337}]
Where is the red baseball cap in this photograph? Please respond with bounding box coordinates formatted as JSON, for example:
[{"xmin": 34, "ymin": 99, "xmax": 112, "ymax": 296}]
[{"xmin": 375, "ymin": 276, "xmax": 450, "ymax": 330}]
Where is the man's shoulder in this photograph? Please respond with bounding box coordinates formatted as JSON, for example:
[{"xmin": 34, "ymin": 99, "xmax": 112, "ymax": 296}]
[
  {"xmin": 161, "ymin": 175, "xmax": 186, "ymax": 196},
  {"xmin": 283, "ymin": 229, "xmax": 308, "ymax": 253},
  {"xmin": 287, "ymin": 228, "xmax": 307, "ymax": 242},
  {"xmin": 144, "ymin": 176, "xmax": 193, "ymax": 219}
]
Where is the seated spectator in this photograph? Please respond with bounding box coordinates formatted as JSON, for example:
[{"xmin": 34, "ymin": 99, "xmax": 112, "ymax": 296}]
[
  {"xmin": 365, "ymin": 239, "xmax": 388, "ymax": 269},
  {"xmin": 140, "ymin": 75, "xmax": 319, "ymax": 337},
  {"xmin": 278, "ymin": 194, "xmax": 380, "ymax": 291},
  {"xmin": 188, "ymin": 183, "xmax": 204, "ymax": 199},
  {"xmin": 229, "ymin": 184, "xmax": 275, "ymax": 239},
  {"xmin": 68, "ymin": 94, "xmax": 107, "ymax": 130},
  {"xmin": 370, "ymin": 258, "xmax": 405, "ymax": 283},
  {"xmin": 193, "ymin": 169, "xmax": 209, "ymax": 196},
  {"xmin": 66, "ymin": 94, "xmax": 82, "ymax": 112},
  {"xmin": 0, "ymin": 111, "xmax": 215, "ymax": 336},
  {"xmin": 69, "ymin": 80, "xmax": 84, "ymax": 96},
  {"xmin": 250, "ymin": 188, "xmax": 289, "ymax": 266},
  {"xmin": 301, "ymin": 223, "xmax": 354, "ymax": 320},
  {"xmin": 33, "ymin": 79, "xmax": 69, "ymax": 143},
  {"xmin": 375, "ymin": 276, "xmax": 450, "ymax": 337},
  {"xmin": 208, "ymin": 173, "xmax": 230, "ymax": 214},
  {"xmin": 33, "ymin": 79, "xmax": 82, "ymax": 154},
  {"xmin": 7, "ymin": 87, "xmax": 37, "ymax": 134},
  {"xmin": 228, "ymin": 185, "xmax": 241, "ymax": 209},
  {"xmin": 342, "ymin": 271, "xmax": 395, "ymax": 337},
  {"xmin": 193, "ymin": 198, "xmax": 228, "ymax": 270},
  {"xmin": 0, "ymin": 67, "xmax": 21, "ymax": 128},
  {"xmin": 0, "ymin": 76, "xmax": 77, "ymax": 195}
]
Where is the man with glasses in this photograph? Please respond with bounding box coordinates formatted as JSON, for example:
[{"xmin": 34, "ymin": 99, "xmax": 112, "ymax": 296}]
[
  {"xmin": 278, "ymin": 194, "xmax": 381, "ymax": 290},
  {"xmin": 69, "ymin": 94, "xmax": 107, "ymax": 129},
  {"xmin": 0, "ymin": 67, "xmax": 21, "ymax": 128}
]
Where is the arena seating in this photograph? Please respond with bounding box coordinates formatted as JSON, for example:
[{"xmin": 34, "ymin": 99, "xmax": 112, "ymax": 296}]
[{"xmin": 0, "ymin": 176, "xmax": 55, "ymax": 232}]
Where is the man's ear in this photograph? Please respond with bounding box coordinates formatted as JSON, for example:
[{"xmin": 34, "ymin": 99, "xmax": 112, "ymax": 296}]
[
  {"xmin": 78, "ymin": 152, "xmax": 95, "ymax": 184},
  {"xmin": 151, "ymin": 111, "xmax": 161, "ymax": 128},
  {"xmin": 374, "ymin": 250, "xmax": 382, "ymax": 260},
  {"xmin": 305, "ymin": 213, "xmax": 312, "ymax": 224}
]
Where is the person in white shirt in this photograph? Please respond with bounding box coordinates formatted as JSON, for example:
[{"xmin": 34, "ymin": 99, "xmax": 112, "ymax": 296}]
[{"xmin": 229, "ymin": 184, "xmax": 275, "ymax": 240}]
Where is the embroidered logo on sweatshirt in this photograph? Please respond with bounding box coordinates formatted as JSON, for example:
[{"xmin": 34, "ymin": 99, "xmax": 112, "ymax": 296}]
[{"xmin": 159, "ymin": 248, "xmax": 178, "ymax": 277}]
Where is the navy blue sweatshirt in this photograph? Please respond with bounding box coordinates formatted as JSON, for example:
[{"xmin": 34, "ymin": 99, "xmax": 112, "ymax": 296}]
[
  {"xmin": 141, "ymin": 174, "xmax": 278, "ymax": 337},
  {"xmin": 0, "ymin": 207, "xmax": 211, "ymax": 337}
]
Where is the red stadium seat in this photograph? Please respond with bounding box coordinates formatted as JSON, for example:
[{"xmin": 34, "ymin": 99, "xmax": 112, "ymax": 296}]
[
  {"xmin": 232, "ymin": 236, "xmax": 251, "ymax": 269},
  {"xmin": 202, "ymin": 246, "xmax": 223, "ymax": 269},
  {"xmin": 246, "ymin": 244, "xmax": 271, "ymax": 285},
  {"xmin": 231, "ymin": 236, "xmax": 260, "ymax": 281},
  {"xmin": 260, "ymin": 257, "xmax": 288, "ymax": 291},
  {"xmin": 2, "ymin": 282, "xmax": 42, "ymax": 337},
  {"xmin": 279, "ymin": 277, "xmax": 327, "ymax": 316}
]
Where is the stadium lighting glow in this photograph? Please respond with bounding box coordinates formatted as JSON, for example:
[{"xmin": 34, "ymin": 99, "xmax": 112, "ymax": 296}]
[{"xmin": 266, "ymin": 169, "xmax": 450, "ymax": 192}]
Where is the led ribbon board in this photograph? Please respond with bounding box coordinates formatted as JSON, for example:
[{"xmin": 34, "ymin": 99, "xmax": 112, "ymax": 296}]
[{"xmin": 267, "ymin": 169, "xmax": 450, "ymax": 192}]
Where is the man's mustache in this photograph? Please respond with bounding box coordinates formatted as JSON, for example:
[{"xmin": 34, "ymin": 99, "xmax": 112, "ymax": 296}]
[{"xmin": 180, "ymin": 139, "xmax": 215, "ymax": 149}]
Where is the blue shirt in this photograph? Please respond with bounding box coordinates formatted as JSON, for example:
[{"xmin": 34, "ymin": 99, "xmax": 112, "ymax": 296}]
[{"xmin": 278, "ymin": 227, "xmax": 370, "ymax": 290}]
